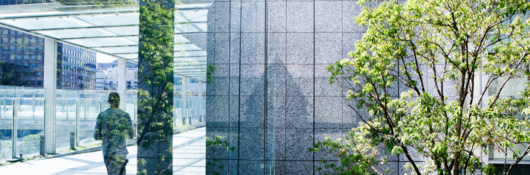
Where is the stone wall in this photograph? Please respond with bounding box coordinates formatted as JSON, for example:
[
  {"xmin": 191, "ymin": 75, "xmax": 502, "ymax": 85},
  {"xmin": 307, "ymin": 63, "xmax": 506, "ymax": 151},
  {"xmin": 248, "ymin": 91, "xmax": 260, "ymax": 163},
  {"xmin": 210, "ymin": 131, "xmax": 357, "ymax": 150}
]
[{"xmin": 206, "ymin": 0, "xmax": 413, "ymax": 174}]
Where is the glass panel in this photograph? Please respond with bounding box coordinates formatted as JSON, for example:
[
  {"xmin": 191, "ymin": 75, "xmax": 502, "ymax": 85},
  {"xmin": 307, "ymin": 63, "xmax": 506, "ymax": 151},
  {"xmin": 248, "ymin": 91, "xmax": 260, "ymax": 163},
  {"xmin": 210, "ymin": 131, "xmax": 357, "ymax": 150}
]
[
  {"xmin": 15, "ymin": 87, "xmax": 44, "ymax": 157},
  {"xmin": 174, "ymin": 24, "xmax": 207, "ymax": 33},
  {"xmin": 0, "ymin": 86, "xmax": 14, "ymax": 162},
  {"xmin": 36, "ymin": 27, "xmax": 138, "ymax": 39},
  {"xmin": 174, "ymin": 51, "xmax": 206, "ymax": 57},
  {"xmin": 174, "ymin": 3, "xmax": 212, "ymax": 10},
  {"xmin": 100, "ymin": 92, "xmax": 112, "ymax": 111},
  {"xmin": 55, "ymin": 90, "xmax": 77, "ymax": 151},
  {"xmin": 36, "ymin": 28, "xmax": 115, "ymax": 39},
  {"xmin": 188, "ymin": 79, "xmax": 202, "ymax": 125},
  {"xmin": 172, "ymin": 3, "xmax": 211, "ymax": 174},
  {"xmin": 489, "ymin": 66, "xmax": 530, "ymax": 161},
  {"xmin": 115, "ymin": 54, "xmax": 137, "ymax": 59},
  {"xmin": 174, "ymin": 44, "xmax": 201, "ymax": 51},
  {"xmin": 0, "ymin": 7, "xmax": 139, "ymax": 19},
  {"xmin": 175, "ymin": 10, "xmax": 208, "ymax": 22},
  {"xmin": 104, "ymin": 26, "xmax": 139, "ymax": 36},
  {"xmin": 75, "ymin": 13, "xmax": 139, "ymax": 26},
  {"xmin": 77, "ymin": 91, "xmax": 100, "ymax": 147},
  {"xmin": 173, "ymin": 76, "xmax": 183, "ymax": 128},
  {"xmin": 494, "ymin": 77, "xmax": 528, "ymax": 97},
  {"xmin": 0, "ymin": 17, "xmax": 92, "ymax": 30},
  {"xmin": 125, "ymin": 90, "xmax": 137, "ymax": 137},
  {"xmin": 64, "ymin": 37, "xmax": 138, "ymax": 47},
  {"xmin": 174, "ymin": 35, "xmax": 190, "ymax": 43},
  {"xmin": 94, "ymin": 46, "xmax": 138, "ymax": 54}
]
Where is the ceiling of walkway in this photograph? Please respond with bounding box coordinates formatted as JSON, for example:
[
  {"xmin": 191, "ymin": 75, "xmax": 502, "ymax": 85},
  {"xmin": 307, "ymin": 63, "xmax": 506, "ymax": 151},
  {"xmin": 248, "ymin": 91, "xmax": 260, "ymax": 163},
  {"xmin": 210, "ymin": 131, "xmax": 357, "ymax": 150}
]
[{"xmin": 0, "ymin": 1, "xmax": 210, "ymax": 81}]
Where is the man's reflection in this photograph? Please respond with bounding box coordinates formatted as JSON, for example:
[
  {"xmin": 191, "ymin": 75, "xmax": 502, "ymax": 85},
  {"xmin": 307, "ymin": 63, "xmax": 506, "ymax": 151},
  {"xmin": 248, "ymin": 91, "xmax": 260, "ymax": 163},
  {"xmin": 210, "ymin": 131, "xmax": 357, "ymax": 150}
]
[{"xmin": 94, "ymin": 92, "xmax": 134, "ymax": 175}]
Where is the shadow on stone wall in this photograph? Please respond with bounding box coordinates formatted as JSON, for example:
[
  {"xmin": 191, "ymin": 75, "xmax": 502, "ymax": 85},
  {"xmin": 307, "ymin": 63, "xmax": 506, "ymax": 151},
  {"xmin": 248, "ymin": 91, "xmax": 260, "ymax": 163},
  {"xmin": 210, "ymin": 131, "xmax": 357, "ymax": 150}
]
[{"xmin": 205, "ymin": 1, "xmax": 311, "ymax": 174}]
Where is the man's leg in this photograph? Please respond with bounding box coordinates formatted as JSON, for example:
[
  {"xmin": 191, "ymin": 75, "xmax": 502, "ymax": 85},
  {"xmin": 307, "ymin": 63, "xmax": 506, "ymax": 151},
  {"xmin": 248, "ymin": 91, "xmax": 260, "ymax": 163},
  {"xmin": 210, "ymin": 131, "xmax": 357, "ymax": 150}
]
[
  {"xmin": 104, "ymin": 157, "xmax": 117, "ymax": 175},
  {"xmin": 104, "ymin": 157, "xmax": 127, "ymax": 175},
  {"xmin": 118, "ymin": 159, "xmax": 129, "ymax": 175}
]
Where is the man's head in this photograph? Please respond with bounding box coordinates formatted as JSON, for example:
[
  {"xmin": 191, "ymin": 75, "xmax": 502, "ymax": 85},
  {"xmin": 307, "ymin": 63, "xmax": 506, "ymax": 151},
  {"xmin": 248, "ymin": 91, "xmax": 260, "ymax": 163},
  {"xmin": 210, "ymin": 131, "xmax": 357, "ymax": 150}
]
[{"xmin": 108, "ymin": 92, "xmax": 120, "ymax": 108}]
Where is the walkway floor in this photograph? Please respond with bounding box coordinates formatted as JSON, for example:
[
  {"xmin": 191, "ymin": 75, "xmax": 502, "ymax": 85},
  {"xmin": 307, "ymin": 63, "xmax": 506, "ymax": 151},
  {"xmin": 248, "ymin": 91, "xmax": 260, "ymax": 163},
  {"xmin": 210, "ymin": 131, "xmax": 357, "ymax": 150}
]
[{"xmin": 0, "ymin": 127, "xmax": 206, "ymax": 175}]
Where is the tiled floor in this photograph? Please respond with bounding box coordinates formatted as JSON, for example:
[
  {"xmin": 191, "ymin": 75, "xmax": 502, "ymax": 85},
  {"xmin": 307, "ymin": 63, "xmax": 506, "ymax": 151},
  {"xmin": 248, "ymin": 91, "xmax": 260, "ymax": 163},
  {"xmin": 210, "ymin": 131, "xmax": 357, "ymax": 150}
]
[{"xmin": 0, "ymin": 127, "xmax": 206, "ymax": 175}]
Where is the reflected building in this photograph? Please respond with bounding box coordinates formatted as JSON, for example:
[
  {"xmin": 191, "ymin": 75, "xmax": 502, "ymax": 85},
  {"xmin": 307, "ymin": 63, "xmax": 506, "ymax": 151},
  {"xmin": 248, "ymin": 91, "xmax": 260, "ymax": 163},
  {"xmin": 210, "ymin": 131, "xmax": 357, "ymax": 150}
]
[
  {"xmin": 56, "ymin": 43, "xmax": 97, "ymax": 90},
  {"xmin": 95, "ymin": 60, "xmax": 137, "ymax": 90},
  {"xmin": 126, "ymin": 67, "xmax": 137, "ymax": 90},
  {"xmin": 104, "ymin": 66, "xmax": 118, "ymax": 90},
  {"xmin": 0, "ymin": 0, "xmax": 52, "ymax": 6},
  {"xmin": 0, "ymin": 27, "xmax": 44, "ymax": 88},
  {"xmin": 95, "ymin": 70, "xmax": 106, "ymax": 90}
]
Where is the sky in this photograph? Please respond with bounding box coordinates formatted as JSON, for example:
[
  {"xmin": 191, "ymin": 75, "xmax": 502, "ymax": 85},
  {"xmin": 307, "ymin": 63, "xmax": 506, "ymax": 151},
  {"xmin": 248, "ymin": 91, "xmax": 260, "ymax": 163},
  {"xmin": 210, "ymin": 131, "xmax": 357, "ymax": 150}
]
[{"xmin": 96, "ymin": 52, "xmax": 118, "ymax": 63}]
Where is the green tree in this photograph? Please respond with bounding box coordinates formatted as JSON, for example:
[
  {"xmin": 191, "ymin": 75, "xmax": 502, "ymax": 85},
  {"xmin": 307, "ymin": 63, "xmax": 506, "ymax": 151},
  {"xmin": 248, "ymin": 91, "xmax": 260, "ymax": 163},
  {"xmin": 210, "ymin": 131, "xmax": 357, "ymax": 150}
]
[
  {"xmin": 313, "ymin": 0, "xmax": 530, "ymax": 174},
  {"xmin": 206, "ymin": 63, "xmax": 217, "ymax": 84},
  {"xmin": 0, "ymin": 141, "xmax": 12, "ymax": 161},
  {"xmin": 206, "ymin": 136, "xmax": 235, "ymax": 175},
  {"xmin": 20, "ymin": 133, "xmax": 41, "ymax": 156},
  {"xmin": 136, "ymin": 0, "xmax": 175, "ymax": 174}
]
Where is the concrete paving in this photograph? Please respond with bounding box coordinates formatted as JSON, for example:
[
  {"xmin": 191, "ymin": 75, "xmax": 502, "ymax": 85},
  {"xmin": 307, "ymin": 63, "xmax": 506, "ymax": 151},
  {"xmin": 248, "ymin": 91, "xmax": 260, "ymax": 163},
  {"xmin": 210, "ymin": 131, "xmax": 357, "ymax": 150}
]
[{"xmin": 0, "ymin": 127, "xmax": 206, "ymax": 175}]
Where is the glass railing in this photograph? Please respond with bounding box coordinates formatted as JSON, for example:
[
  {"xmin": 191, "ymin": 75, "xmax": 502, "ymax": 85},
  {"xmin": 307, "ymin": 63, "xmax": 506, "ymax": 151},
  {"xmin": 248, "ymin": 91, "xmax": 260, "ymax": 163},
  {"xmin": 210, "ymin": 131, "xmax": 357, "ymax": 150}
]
[
  {"xmin": 0, "ymin": 85, "xmax": 44, "ymax": 162},
  {"xmin": 0, "ymin": 86, "xmax": 139, "ymax": 161},
  {"xmin": 173, "ymin": 77, "xmax": 206, "ymax": 129},
  {"xmin": 55, "ymin": 90, "xmax": 138, "ymax": 152},
  {"xmin": 55, "ymin": 90, "xmax": 78, "ymax": 151},
  {"xmin": 0, "ymin": 86, "xmax": 14, "ymax": 162},
  {"xmin": 174, "ymin": 97, "xmax": 204, "ymax": 128},
  {"xmin": 0, "ymin": 83, "xmax": 205, "ymax": 163}
]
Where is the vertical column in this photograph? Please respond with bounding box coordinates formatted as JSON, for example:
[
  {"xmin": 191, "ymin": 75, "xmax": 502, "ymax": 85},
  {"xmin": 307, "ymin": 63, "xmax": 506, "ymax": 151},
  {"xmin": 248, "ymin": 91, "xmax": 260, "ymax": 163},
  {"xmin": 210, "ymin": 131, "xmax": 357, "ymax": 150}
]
[
  {"xmin": 32, "ymin": 93, "xmax": 35, "ymax": 119},
  {"xmin": 182, "ymin": 77, "xmax": 187, "ymax": 125},
  {"xmin": 118, "ymin": 58, "xmax": 127, "ymax": 110},
  {"xmin": 134, "ymin": 101, "xmax": 137, "ymax": 137},
  {"xmin": 198, "ymin": 80, "xmax": 203, "ymax": 122},
  {"xmin": 12, "ymin": 99, "xmax": 17, "ymax": 158},
  {"xmin": 0, "ymin": 91, "xmax": 3, "ymax": 119},
  {"xmin": 65, "ymin": 98, "xmax": 68, "ymax": 120},
  {"xmin": 75, "ymin": 101, "xmax": 79, "ymax": 147},
  {"xmin": 43, "ymin": 38, "xmax": 57, "ymax": 154}
]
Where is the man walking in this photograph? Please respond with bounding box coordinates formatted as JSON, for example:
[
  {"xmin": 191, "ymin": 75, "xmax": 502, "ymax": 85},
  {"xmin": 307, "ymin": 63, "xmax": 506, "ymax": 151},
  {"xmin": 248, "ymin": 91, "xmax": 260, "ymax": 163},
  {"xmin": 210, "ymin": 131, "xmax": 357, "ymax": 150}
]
[{"xmin": 94, "ymin": 92, "xmax": 134, "ymax": 175}]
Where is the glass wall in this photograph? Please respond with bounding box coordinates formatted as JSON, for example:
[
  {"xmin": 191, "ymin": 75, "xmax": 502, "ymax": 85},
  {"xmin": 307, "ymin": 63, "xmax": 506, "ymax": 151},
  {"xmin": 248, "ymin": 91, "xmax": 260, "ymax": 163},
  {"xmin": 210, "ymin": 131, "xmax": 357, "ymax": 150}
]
[
  {"xmin": 173, "ymin": 76, "xmax": 205, "ymax": 128},
  {"xmin": 54, "ymin": 90, "xmax": 139, "ymax": 152},
  {"xmin": 55, "ymin": 90, "xmax": 77, "ymax": 151},
  {"xmin": 174, "ymin": 76, "xmax": 183, "ymax": 127},
  {"xmin": 125, "ymin": 90, "xmax": 137, "ymax": 136},
  {"xmin": 189, "ymin": 79, "xmax": 205, "ymax": 125},
  {"xmin": 0, "ymin": 86, "xmax": 14, "ymax": 162},
  {"xmin": 0, "ymin": 0, "xmax": 53, "ymax": 6},
  {"xmin": 0, "ymin": 85, "xmax": 44, "ymax": 162},
  {"xmin": 0, "ymin": 1, "xmax": 209, "ymax": 173},
  {"xmin": 488, "ymin": 66, "xmax": 530, "ymax": 161},
  {"xmin": 77, "ymin": 91, "xmax": 102, "ymax": 147},
  {"xmin": 15, "ymin": 87, "xmax": 44, "ymax": 157}
]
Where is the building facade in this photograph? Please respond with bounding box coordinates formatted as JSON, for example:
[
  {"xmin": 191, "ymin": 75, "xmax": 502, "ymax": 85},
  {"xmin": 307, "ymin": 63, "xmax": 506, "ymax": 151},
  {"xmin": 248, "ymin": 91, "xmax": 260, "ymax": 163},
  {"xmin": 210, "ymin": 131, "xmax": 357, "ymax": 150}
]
[
  {"xmin": 95, "ymin": 60, "xmax": 137, "ymax": 90},
  {"xmin": 126, "ymin": 67, "xmax": 137, "ymax": 90},
  {"xmin": 0, "ymin": 27, "xmax": 44, "ymax": 88},
  {"xmin": 0, "ymin": 0, "xmax": 52, "ymax": 6},
  {"xmin": 56, "ymin": 43, "xmax": 97, "ymax": 90}
]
